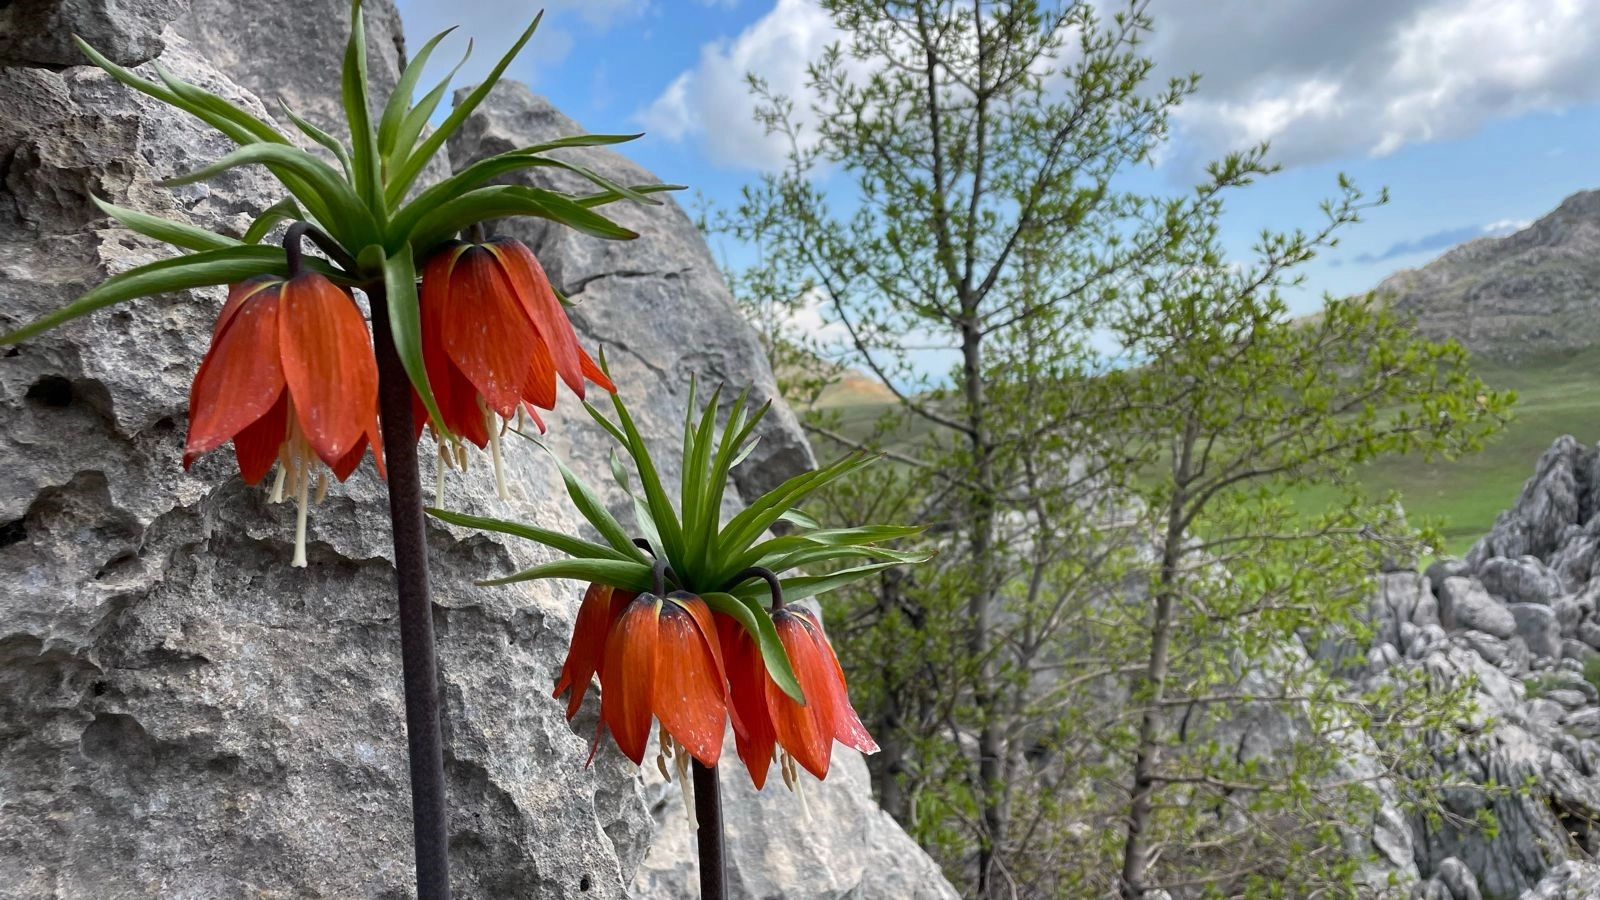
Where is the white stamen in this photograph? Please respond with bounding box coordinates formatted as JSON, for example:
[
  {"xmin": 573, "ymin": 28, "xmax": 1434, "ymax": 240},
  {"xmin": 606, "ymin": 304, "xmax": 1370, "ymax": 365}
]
[
  {"xmin": 313, "ymin": 471, "xmax": 328, "ymax": 505},
  {"xmin": 435, "ymin": 440, "xmax": 448, "ymax": 507},
  {"xmin": 292, "ymin": 448, "xmax": 310, "ymax": 568},
  {"xmin": 269, "ymin": 457, "xmax": 287, "ymax": 504},
  {"xmin": 486, "ymin": 405, "xmax": 508, "ymax": 501}
]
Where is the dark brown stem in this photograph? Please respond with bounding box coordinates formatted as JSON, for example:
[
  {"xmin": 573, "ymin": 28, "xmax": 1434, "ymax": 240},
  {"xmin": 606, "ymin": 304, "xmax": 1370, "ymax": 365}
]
[
  {"xmin": 369, "ymin": 283, "xmax": 452, "ymax": 900},
  {"xmin": 692, "ymin": 760, "xmax": 726, "ymax": 900},
  {"xmin": 719, "ymin": 566, "xmax": 784, "ymax": 610}
]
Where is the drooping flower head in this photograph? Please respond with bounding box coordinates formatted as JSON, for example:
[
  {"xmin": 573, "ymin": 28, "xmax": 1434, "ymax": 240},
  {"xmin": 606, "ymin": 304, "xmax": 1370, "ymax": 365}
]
[
  {"xmin": 442, "ymin": 386, "xmax": 927, "ymax": 791},
  {"xmin": 416, "ymin": 237, "xmax": 614, "ymax": 498},
  {"xmin": 184, "ymin": 272, "xmax": 383, "ymax": 566},
  {"xmin": 724, "ymin": 607, "xmax": 878, "ymax": 789}
]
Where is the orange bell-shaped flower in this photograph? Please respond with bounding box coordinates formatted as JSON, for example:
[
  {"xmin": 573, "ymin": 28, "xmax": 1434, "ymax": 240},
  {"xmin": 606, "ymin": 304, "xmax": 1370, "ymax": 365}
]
[
  {"xmin": 184, "ymin": 273, "xmax": 384, "ymax": 566},
  {"xmin": 598, "ymin": 590, "xmax": 729, "ymax": 767},
  {"xmin": 722, "ymin": 607, "xmax": 877, "ymax": 788},
  {"xmin": 553, "ymin": 582, "xmax": 635, "ymax": 718}
]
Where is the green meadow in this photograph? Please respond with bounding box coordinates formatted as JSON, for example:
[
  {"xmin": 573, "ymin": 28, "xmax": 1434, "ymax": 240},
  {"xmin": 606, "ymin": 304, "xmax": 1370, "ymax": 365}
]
[{"xmin": 807, "ymin": 345, "xmax": 1600, "ymax": 559}]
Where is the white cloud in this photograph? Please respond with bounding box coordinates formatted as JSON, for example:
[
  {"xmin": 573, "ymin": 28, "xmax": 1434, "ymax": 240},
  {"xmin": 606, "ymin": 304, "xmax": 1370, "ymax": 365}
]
[
  {"xmin": 1158, "ymin": 0, "xmax": 1600, "ymax": 168},
  {"xmin": 634, "ymin": 0, "xmax": 843, "ymax": 169},
  {"xmin": 1483, "ymin": 218, "xmax": 1532, "ymax": 235},
  {"xmin": 647, "ymin": 0, "xmax": 1600, "ymax": 173}
]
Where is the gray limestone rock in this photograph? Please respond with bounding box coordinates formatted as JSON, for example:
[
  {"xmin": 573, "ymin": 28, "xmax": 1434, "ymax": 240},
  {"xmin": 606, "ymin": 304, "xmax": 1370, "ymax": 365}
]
[
  {"xmin": 1466, "ymin": 437, "xmax": 1587, "ymax": 568},
  {"xmin": 1439, "ymin": 577, "xmax": 1517, "ymax": 639},
  {"xmin": 1507, "ymin": 602, "xmax": 1563, "ymax": 660},
  {"xmin": 173, "ymin": 0, "xmax": 407, "ymax": 135},
  {"xmin": 0, "ymin": 36, "xmax": 666, "ymax": 900},
  {"xmin": 1477, "ymin": 555, "xmax": 1563, "ymax": 605},
  {"xmin": 1579, "ymin": 620, "xmax": 1600, "ymax": 651},
  {"xmin": 631, "ymin": 728, "xmax": 960, "ymax": 900},
  {"xmin": 0, "ymin": 0, "xmax": 189, "ymax": 67},
  {"xmin": 1523, "ymin": 861, "xmax": 1600, "ymax": 899}
]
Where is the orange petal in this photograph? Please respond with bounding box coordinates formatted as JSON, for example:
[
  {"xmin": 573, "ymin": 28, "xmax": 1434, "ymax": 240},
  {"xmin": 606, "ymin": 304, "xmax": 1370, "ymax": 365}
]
[
  {"xmin": 599, "ymin": 596, "xmax": 658, "ymax": 765},
  {"xmin": 579, "ymin": 345, "xmax": 615, "ymax": 394},
  {"xmin": 232, "ymin": 392, "xmax": 288, "ymax": 485},
  {"xmin": 211, "ymin": 276, "xmax": 280, "ymax": 340},
  {"xmin": 718, "ymin": 614, "xmax": 776, "ymax": 789},
  {"xmin": 444, "ymin": 245, "xmax": 540, "ymax": 417},
  {"xmin": 554, "ymin": 584, "xmax": 630, "ymax": 719},
  {"xmin": 797, "ymin": 610, "xmax": 878, "ymax": 754},
  {"xmin": 416, "ymin": 248, "xmax": 462, "ymax": 439},
  {"xmin": 486, "ymin": 240, "xmax": 585, "ymax": 397},
  {"xmin": 766, "ymin": 610, "xmax": 838, "ymax": 780},
  {"xmin": 185, "ymin": 281, "xmax": 287, "ymax": 468},
  {"xmin": 521, "ymin": 328, "xmax": 558, "ymax": 411},
  {"xmin": 654, "ymin": 596, "xmax": 728, "ymax": 766},
  {"xmin": 278, "ymin": 274, "xmax": 378, "ymax": 468}
]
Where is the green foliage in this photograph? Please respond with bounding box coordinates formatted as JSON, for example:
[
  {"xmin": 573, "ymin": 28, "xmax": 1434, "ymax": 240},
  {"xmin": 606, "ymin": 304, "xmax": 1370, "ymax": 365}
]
[
  {"xmin": 719, "ymin": 1, "xmax": 1510, "ymax": 897},
  {"xmin": 426, "ymin": 382, "xmax": 927, "ymax": 703}
]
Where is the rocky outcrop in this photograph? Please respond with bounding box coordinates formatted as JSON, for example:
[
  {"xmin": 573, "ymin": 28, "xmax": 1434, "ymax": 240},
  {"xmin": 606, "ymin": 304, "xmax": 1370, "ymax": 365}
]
[
  {"xmin": 0, "ymin": 3, "xmax": 950, "ymax": 898},
  {"xmin": 1377, "ymin": 190, "xmax": 1600, "ymax": 360},
  {"xmin": 1351, "ymin": 436, "xmax": 1600, "ymax": 899}
]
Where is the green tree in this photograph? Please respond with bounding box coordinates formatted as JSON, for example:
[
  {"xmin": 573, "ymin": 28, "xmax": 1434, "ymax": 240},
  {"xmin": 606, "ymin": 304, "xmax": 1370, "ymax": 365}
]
[{"xmin": 721, "ymin": 1, "xmax": 1509, "ymax": 897}]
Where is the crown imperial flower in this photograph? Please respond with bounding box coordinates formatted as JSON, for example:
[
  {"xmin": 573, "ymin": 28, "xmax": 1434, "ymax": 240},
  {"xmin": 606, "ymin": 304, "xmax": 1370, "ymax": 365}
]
[
  {"xmin": 416, "ymin": 237, "xmax": 614, "ymax": 497},
  {"xmin": 184, "ymin": 272, "xmax": 384, "ymax": 566}
]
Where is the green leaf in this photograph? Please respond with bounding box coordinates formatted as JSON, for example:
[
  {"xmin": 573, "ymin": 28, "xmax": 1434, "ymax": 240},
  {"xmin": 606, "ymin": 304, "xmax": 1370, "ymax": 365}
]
[
  {"xmin": 424, "ymin": 507, "xmax": 633, "ymax": 562},
  {"xmin": 731, "ymin": 562, "xmax": 905, "ymax": 606},
  {"xmin": 719, "ymin": 452, "xmax": 879, "ymax": 557},
  {"xmin": 0, "ymin": 245, "xmax": 291, "ymax": 345},
  {"xmin": 277, "ymin": 100, "xmax": 355, "ymax": 181},
  {"xmin": 684, "ymin": 385, "xmax": 727, "ymax": 576},
  {"xmin": 163, "ymin": 143, "xmax": 378, "ymax": 248},
  {"xmin": 377, "ymin": 26, "xmax": 456, "ymax": 161},
  {"xmin": 388, "ymin": 150, "xmax": 664, "ymax": 239},
  {"xmin": 90, "ymin": 196, "xmax": 240, "ymax": 252},
  {"xmin": 150, "ymin": 60, "xmax": 288, "ymax": 145},
  {"xmin": 386, "ymin": 11, "xmax": 544, "ymax": 204},
  {"xmin": 776, "ymin": 506, "xmax": 820, "ymax": 530},
  {"xmin": 573, "ymin": 183, "xmax": 686, "ymax": 210},
  {"xmin": 610, "ymin": 448, "xmax": 665, "ymax": 558},
  {"xmin": 75, "ymin": 38, "xmax": 257, "ymax": 147},
  {"xmin": 378, "ymin": 243, "xmax": 446, "ymax": 436},
  {"xmin": 481, "ymin": 557, "xmax": 654, "ymax": 592},
  {"xmin": 521, "ymin": 132, "xmax": 646, "ymax": 153},
  {"xmin": 389, "ymin": 42, "xmax": 471, "ymax": 181},
  {"xmin": 609, "ymin": 391, "xmax": 687, "ymax": 567},
  {"xmin": 242, "ymin": 198, "xmax": 303, "ymax": 245},
  {"xmin": 405, "ymin": 184, "xmax": 636, "ymax": 251},
  {"xmin": 541, "ymin": 447, "xmax": 651, "ymax": 562},
  {"xmin": 341, "ymin": 3, "xmax": 384, "ymax": 211},
  {"xmin": 702, "ymin": 592, "xmax": 804, "ymax": 703}
]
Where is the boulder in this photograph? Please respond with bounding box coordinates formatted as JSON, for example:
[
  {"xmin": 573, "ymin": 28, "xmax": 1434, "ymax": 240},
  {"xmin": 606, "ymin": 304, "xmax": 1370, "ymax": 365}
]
[
  {"xmin": 1438, "ymin": 577, "xmax": 1517, "ymax": 639},
  {"xmin": 1524, "ymin": 861, "xmax": 1600, "ymax": 899},
  {"xmin": 1476, "ymin": 555, "xmax": 1562, "ymax": 605},
  {"xmin": 0, "ymin": 0, "xmax": 189, "ymax": 68},
  {"xmin": 1507, "ymin": 602, "xmax": 1563, "ymax": 660}
]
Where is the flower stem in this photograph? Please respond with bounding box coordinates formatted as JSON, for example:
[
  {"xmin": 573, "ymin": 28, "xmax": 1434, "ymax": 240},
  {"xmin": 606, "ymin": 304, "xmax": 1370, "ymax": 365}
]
[
  {"xmin": 692, "ymin": 760, "xmax": 726, "ymax": 900},
  {"xmin": 369, "ymin": 283, "xmax": 452, "ymax": 899}
]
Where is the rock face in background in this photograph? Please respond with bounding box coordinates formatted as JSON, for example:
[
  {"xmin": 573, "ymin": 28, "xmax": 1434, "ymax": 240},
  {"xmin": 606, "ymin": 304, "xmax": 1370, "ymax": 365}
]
[
  {"xmin": 1350, "ymin": 436, "xmax": 1600, "ymax": 900},
  {"xmin": 1377, "ymin": 190, "xmax": 1600, "ymax": 361},
  {"xmin": 174, "ymin": 0, "xmax": 407, "ymax": 133},
  {"xmin": 0, "ymin": 2, "xmax": 952, "ymax": 898},
  {"xmin": 0, "ymin": 0, "xmax": 190, "ymax": 67}
]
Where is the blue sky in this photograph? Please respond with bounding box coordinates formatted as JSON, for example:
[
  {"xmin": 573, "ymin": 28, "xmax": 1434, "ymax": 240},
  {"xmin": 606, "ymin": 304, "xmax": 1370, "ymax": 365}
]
[{"xmin": 394, "ymin": 0, "xmax": 1600, "ymax": 320}]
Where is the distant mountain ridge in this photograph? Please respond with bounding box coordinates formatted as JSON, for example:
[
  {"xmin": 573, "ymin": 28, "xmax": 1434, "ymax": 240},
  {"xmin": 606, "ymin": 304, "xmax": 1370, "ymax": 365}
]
[{"xmin": 1377, "ymin": 189, "xmax": 1600, "ymax": 360}]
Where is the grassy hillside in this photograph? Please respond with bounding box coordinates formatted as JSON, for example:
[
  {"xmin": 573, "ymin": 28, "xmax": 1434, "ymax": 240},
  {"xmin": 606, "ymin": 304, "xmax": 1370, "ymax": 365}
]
[
  {"xmin": 1295, "ymin": 346, "xmax": 1600, "ymax": 556},
  {"xmin": 806, "ymin": 346, "xmax": 1600, "ymax": 558}
]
